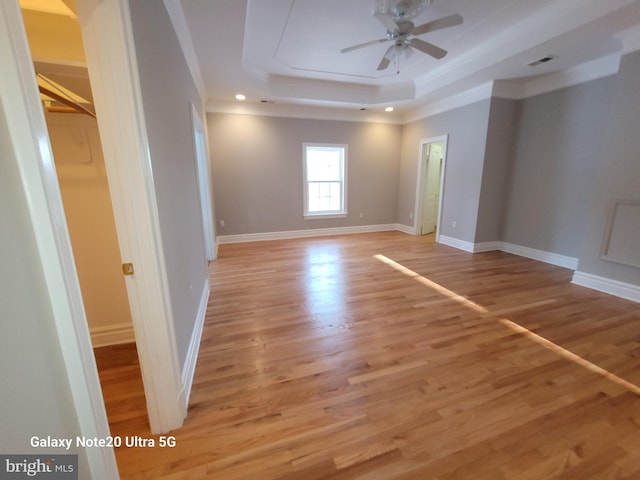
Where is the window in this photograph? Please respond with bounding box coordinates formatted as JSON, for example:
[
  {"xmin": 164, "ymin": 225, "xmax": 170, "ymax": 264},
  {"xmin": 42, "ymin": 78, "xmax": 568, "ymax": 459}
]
[{"xmin": 303, "ymin": 143, "xmax": 347, "ymax": 218}]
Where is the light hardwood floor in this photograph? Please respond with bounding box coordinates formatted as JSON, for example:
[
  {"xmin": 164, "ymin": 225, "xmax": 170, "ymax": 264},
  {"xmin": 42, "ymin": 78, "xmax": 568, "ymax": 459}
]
[{"xmin": 95, "ymin": 232, "xmax": 640, "ymax": 479}]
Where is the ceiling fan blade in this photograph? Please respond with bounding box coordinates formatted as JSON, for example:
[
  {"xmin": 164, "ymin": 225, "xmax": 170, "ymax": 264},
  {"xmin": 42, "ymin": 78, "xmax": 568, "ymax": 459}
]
[
  {"xmin": 341, "ymin": 37, "xmax": 389, "ymax": 54},
  {"xmin": 409, "ymin": 38, "xmax": 448, "ymax": 59},
  {"xmin": 374, "ymin": 12, "xmax": 399, "ymax": 31},
  {"xmin": 377, "ymin": 45, "xmax": 396, "ymax": 70},
  {"xmin": 412, "ymin": 13, "xmax": 463, "ymax": 36}
]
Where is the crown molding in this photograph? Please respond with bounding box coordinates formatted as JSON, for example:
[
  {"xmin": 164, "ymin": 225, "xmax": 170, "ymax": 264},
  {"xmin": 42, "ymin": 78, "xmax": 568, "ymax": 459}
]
[
  {"xmin": 406, "ymin": 53, "xmax": 622, "ymax": 123},
  {"xmin": 207, "ymin": 52, "xmax": 623, "ymax": 125},
  {"xmin": 614, "ymin": 24, "xmax": 640, "ymax": 55},
  {"xmin": 163, "ymin": 0, "xmax": 207, "ymax": 103},
  {"xmin": 403, "ymin": 82, "xmax": 494, "ymax": 123},
  {"xmin": 520, "ymin": 54, "xmax": 620, "ymax": 98},
  {"xmin": 206, "ymin": 99, "xmax": 404, "ymax": 124}
]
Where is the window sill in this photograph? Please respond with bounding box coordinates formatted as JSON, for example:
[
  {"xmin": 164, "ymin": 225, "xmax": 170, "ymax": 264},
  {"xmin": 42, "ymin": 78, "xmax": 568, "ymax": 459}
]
[{"xmin": 304, "ymin": 212, "xmax": 348, "ymax": 220}]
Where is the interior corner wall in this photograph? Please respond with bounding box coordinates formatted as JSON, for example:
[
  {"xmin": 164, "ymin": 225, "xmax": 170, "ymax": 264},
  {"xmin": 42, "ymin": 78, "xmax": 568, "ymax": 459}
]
[
  {"xmin": 398, "ymin": 99, "xmax": 491, "ymax": 243},
  {"xmin": 474, "ymin": 97, "xmax": 519, "ymax": 244},
  {"xmin": 207, "ymin": 113, "xmax": 401, "ymax": 235},
  {"xmin": 0, "ymin": 99, "xmax": 90, "ymax": 475},
  {"xmin": 128, "ymin": 0, "xmax": 208, "ymax": 368},
  {"xmin": 576, "ymin": 50, "xmax": 640, "ymax": 286},
  {"xmin": 500, "ymin": 75, "xmax": 615, "ymax": 258}
]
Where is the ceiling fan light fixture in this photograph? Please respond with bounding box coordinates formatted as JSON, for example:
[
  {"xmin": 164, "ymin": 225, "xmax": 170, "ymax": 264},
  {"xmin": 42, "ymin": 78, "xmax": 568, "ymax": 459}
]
[
  {"xmin": 385, "ymin": 106, "xmax": 394, "ymax": 112},
  {"xmin": 235, "ymin": 94, "xmax": 246, "ymax": 101},
  {"xmin": 375, "ymin": 0, "xmax": 433, "ymax": 21}
]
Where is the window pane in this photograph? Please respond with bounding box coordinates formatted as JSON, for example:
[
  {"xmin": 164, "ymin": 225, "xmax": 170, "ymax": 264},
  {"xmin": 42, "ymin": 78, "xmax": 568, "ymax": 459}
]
[
  {"xmin": 308, "ymin": 183, "xmax": 320, "ymax": 212},
  {"xmin": 329, "ymin": 182, "xmax": 341, "ymax": 211},
  {"xmin": 308, "ymin": 182, "xmax": 341, "ymax": 212},
  {"xmin": 306, "ymin": 147, "xmax": 342, "ymax": 181}
]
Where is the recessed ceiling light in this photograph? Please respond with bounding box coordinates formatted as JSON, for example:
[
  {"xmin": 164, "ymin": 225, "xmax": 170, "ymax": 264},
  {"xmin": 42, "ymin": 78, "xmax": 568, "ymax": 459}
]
[
  {"xmin": 385, "ymin": 106, "xmax": 394, "ymax": 112},
  {"xmin": 235, "ymin": 94, "xmax": 246, "ymax": 101}
]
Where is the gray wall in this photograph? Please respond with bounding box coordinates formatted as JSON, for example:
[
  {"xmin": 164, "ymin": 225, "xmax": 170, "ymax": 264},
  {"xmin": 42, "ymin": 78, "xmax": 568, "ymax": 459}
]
[
  {"xmin": 208, "ymin": 113, "xmax": 401, "ymax": 235},
  {"xmin": 399, "ymin": 99, "xmax": 492, "ymax": 243},
  {"xmin": 475, "ymin": 97, "xmax": 519, "ymax": 243},
  {"xmin": 0, "ymin": 102, "xmax": 89, "ymax": 474},
  {"xmin": 501, "ymin": 76, "xmax": 614, "ymax": 258},
  {"xmin": 129, "ymin": 1, "xmax": 208, "ymax": 367},
  {"xmin": 577, "ymin": 50, "xmax": 640, "ymax": 285}
]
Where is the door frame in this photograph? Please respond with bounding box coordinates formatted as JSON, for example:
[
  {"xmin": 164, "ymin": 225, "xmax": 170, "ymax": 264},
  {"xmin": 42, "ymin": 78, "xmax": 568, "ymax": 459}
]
[
  {"xmin": 1, "ymin": 1, "xmax": 118, "ymax": 477},
  {"xmin": 76, "ymin": 0, "xmax": 186, "ymax": 433},
  {"xmin": 414, "ymin": 135, "xmax": 449, "ymax": 243},
  {"xmin": 191, "ymin": 104, "xmax": 217, "ymax": 261}
]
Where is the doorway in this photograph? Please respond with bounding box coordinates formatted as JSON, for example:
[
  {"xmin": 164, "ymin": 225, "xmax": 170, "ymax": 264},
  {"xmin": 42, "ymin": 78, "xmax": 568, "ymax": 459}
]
[
  {"xmin": 19, "ymin": 0, "xmax": 139, "ymax": 438},
  {"xmin": 415, "ymin": 135, "xmax": 448, "ymax": 242},
  {"xmin": 191, "ymin": 104, "xmax": 217, "ymax": 261}
]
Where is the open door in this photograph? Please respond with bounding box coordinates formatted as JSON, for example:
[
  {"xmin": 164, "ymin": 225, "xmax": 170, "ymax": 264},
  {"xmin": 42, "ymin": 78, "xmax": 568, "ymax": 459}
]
[
  {"xmin": 414, "ymin": 135, "xmax": 448, "ymax": 242},
  {"xmin": 420, "ymin": 142, "xmax": 443, "ymax": 235}
]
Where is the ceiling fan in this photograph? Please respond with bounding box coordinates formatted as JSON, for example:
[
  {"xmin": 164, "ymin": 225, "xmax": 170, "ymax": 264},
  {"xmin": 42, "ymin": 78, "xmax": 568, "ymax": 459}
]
[{"xmin": 341, "ymin": 0, "xmax": 463, "ymax": 71}]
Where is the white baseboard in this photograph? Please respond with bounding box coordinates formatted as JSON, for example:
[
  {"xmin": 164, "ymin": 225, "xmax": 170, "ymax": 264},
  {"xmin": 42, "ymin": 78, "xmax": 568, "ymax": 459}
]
[
  {"xmin": 438, "ymin": 234, "xmax": 475, "ymax": 253},
  {"xmin": 437, "ymin": 237, "xmax": 579, "ymax": 270},
  {"xmin": 500, "ymin": 242, "xmax": 579, "ymax": 270},
  {"xmin": 180, "ymin": 280, "xmax": 210, "ymax": 408},
  {"xmin": 90, "ymin": 322, "xmax": 135, "ymax": 347},
  {"xmin": 396, "ymin": 223, "xmax": 416, "ymax": 235},
  {"xmin": 218, "ymin": 224, "xmax": 399, "ymax": 244},
  {"xmin": 473, "ymin": 241, "xmax": 502, "ymax": 253},
  {"xmin": 572, "ymin": 271, "xmax": 640, "ymax": 303}
]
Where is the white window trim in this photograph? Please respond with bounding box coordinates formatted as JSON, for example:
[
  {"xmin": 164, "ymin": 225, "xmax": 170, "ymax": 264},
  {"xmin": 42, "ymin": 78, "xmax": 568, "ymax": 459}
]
[{"xmin": 303, "ymin": 143, "xmax": 348, "ymax": 219}]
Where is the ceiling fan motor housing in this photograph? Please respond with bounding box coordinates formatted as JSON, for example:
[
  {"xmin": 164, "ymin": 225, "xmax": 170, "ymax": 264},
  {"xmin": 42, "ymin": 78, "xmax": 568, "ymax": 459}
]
[{"xmin": 375, "ymin": 0, "xmax": 433, "ymax": 20}]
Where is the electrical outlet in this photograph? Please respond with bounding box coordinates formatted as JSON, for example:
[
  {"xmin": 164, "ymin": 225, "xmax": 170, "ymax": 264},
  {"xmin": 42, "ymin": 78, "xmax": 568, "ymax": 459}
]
[
  {"xmin": 452, "ymin": 221, "xmax": 457, "ymax": 229},
  {"xmin": 359, "ymin": 212, "xmax": 364, "ymax": 218},
  {"xmin": 220, "ymin": 219, "xmax": 225, "ymax": 227},
  {"xmin": 409, "ymin": 212, "xmax": 414, "ymax": 219}
]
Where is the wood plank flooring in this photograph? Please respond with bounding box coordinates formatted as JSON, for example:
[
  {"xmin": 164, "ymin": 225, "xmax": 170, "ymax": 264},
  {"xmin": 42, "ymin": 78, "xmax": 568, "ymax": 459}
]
[{"xmin": 94, "ymin": 232, "xmax": 640, "ymax": 479}]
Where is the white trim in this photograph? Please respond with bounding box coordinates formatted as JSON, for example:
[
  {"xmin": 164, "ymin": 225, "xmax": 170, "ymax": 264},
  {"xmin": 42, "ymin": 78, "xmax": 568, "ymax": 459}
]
[
  {"xmin": 90, "ymin": 323, "xmax": 136, "ymax": 347},
  {"xmin": 407, "ymin": 55, "xmax": 621, "ymax": 124},
  {"xmin": 500, "ymin": 242, "xmax": 579, "ymax": 270},
  {"xmin": 406, "ymin": 82, "xmax": 493, "ymax": 123},
  {"xmin": 438, "ymin": 235, "xmax": 476, "ymax": 253},
  {"xmin": 413, "ymin": 135, "xmax": 448, "ymax": 243},
  {"xmin": 304, "ymin": 213, "xmax": 348, "ymax": 220},
  {"xmin": 191, "ymin": 104, "xmax": 216, "ymax": 261},
  {"xmin": 600, "ymin": 199, "xmax": 640, "ymax": 269},
  {"xmin": 395, "ymin": 223, "xmax": 416, "ymax": 235},
  {"xmin": 614, "ymin": 24, "xmax": 640, "ymax": 55},
  {"xmin": 181, "ymin": 280, "xmax": 210, "ymax": 407},
  {"xmin": 303, "ymin": 143, "xmax": 348, "ymax": 218},
  {"xmin": 77, "ymin": 0, "xmax": 186, "ymax": 434},
  {"xmin": 437, "ymin": 237, "xmax": 579, "ymax": 270},
  {"xmin": 473, "ymin": 241, "xmax": 502, "ymax": 253},
  {"xmin": 1, "ymin": 1, "xmax": 118, "ymax": 477},
  {"xmin": 162, "ymin": 0, "xmax": 207, "ymax": 103},
  {"xmin": 218, "ymin": 224, "xmax": 398, "ymax": 244},
  {"xmin": 491, "ymin": 80, "xmax": 525, "ymax": 100},
  {"xmin": 207, "ymin": 51, "xmax": 621, "ymax": 126},
  {"xmin": 206, "ymin": 100, "xmax": 404, "ymax": 125},
  {"xmin": 572, "ymin": 271, "xmax": 640, "ymax": 304},
  {"xmin": 520, "ymin": 54, "xmax": 620, "ymax": 99}
]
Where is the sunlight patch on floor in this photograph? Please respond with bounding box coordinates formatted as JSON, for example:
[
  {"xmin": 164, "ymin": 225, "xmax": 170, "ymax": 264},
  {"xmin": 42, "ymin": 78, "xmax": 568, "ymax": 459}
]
[
  {"xmin": 373, "ymin": 254, "xmax": 488, "ymax": 314},
  {"xmin": 499, "ymin": 318, "xmax": 640, "ymax": 396},
  {"xmin": 373, "ymin": 253, "xmax": 640, "ymax": 397}
]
